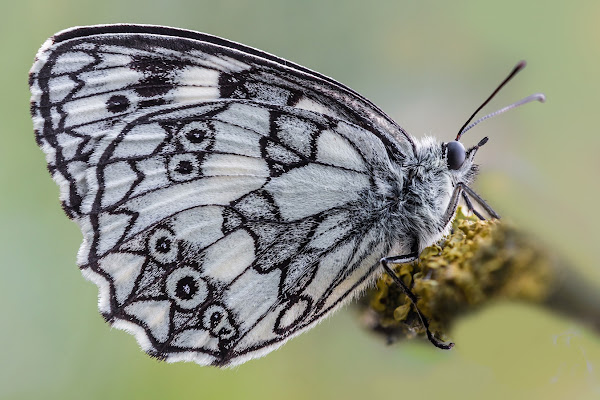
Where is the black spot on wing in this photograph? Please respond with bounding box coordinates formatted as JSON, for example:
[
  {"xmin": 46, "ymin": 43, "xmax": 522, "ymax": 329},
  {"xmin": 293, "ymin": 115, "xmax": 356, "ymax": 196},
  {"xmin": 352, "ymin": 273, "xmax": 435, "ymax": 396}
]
[
  {"xmin": 218, "ymin": 69, "xmax": 300, "ymax": 106},
  {"xmin": 219, "ymin": 70, "xmax": 250, "ymax": 98},
  {"xmin": 139, "ymin": 98, "xmax": 167, "ymax": 109},
  {"xmin": 106, "ymin": 95, "xmax": 131, "ymax": 113},
  {"xmin": 130, "ymin": 54, "xmax": 185, "ymax": 97}
]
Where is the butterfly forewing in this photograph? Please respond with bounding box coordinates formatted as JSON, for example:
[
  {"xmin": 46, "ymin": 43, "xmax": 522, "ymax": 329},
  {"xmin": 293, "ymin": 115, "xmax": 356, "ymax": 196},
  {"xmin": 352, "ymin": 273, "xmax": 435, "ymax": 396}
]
[
  {"xmin": 30, "ymin": 25, "xmax": 411, "ymax": 366},
  {"xmin": 30, "ymin": 24, "xmax": 413, "ymax": 218}
]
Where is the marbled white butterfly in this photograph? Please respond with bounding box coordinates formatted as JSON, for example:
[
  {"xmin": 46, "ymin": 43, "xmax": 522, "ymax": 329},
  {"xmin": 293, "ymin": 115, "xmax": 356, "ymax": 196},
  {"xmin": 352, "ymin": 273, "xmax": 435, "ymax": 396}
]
[{"xmin": 29, "ymin": 24, "xmax": 543, "ymax": 367}]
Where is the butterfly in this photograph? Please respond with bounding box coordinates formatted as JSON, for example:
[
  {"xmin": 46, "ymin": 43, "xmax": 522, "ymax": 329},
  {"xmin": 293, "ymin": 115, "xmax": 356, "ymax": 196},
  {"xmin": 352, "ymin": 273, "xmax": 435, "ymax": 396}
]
[{"xmin": 29, "ymin": 24, "xmax": 543, "ymax": 367}]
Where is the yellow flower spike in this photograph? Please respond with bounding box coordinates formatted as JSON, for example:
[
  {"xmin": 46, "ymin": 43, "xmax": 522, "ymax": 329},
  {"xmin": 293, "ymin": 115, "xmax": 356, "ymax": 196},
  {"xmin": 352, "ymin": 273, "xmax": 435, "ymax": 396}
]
[{"xmin": 393, "ymin": 303, "xmax": 411, "ymax": 322}]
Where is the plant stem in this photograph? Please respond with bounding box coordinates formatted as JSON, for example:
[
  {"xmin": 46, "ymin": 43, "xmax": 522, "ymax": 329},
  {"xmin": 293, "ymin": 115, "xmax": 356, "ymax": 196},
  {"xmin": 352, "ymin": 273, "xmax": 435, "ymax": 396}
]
[{"xmin": 359, "ymin": 208, "xmax": 600, "ymax": 344}]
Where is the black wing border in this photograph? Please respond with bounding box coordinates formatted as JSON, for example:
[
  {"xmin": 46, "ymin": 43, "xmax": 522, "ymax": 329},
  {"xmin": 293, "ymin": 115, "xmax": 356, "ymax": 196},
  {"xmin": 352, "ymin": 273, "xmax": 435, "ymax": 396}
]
[{"xmin": 49, "ymin": 23, "xmax": 416, "ymax": 155}]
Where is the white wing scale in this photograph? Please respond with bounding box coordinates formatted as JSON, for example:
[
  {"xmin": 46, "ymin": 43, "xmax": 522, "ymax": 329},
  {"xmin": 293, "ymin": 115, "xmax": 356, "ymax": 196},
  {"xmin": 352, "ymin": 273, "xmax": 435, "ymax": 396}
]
[{"xmin": 30, "ymin": 25, "xmax": 411, "ymax": 366}]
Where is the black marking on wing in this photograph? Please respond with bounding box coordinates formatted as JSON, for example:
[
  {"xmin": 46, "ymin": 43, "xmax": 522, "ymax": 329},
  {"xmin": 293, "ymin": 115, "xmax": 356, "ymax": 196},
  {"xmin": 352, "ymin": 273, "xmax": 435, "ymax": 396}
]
[
  {"xmin": 73, "ymin": 100, "xmax": 393, "ymax": 363},
  {"xmin": 29, "ymin": 25, "xmax": 415, "ymax": 365},
  {"xmin": 31, "ymin": 24, "xmax": 412, "ymax": 219},
  {"xmin": 49, "ymin": 23, "xmax": 411, "ymax": 136}
]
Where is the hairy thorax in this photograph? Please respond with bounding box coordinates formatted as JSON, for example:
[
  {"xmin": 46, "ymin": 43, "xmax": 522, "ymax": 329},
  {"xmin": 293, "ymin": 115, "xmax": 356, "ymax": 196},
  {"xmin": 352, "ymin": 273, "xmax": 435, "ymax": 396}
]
[{"xmin": 398, "ymin": 136, "xmax": 458, "ymax": 251}]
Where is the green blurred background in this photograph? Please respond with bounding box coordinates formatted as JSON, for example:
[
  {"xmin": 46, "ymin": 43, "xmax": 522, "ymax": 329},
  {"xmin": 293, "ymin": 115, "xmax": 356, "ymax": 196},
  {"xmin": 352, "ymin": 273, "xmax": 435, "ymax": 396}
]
[{"xmin": 2, "ymin": 0, "xmax": 599, "ymax": 399}]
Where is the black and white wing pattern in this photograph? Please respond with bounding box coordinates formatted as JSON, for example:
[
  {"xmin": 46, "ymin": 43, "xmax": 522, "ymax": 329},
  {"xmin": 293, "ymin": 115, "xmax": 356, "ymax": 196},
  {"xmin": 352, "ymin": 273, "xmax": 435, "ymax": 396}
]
[{"xmin": 30, "ymin": 24, "xmax": 412, "ymax": 366}]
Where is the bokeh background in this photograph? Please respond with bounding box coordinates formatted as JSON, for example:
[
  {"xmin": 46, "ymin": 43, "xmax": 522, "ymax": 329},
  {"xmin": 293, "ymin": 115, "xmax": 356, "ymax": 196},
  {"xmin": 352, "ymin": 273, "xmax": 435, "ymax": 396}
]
[{"xmin": 2, "ymin": 1, "xmax": 599, "ymax": 399}]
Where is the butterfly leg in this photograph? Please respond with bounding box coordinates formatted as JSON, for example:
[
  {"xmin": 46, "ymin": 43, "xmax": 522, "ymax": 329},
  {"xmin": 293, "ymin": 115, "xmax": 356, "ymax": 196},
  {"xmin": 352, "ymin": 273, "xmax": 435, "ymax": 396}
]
[
  {"xmin": 380, "ymin": 254, "xmax": 455, "ymax": 350},
  {"xmin": 461, "ymin": 191, "xmax": 486, "ymax": 220},
  {"xmin": 459, "ymin": 183, "xmax": 500, "ymax": 219}
]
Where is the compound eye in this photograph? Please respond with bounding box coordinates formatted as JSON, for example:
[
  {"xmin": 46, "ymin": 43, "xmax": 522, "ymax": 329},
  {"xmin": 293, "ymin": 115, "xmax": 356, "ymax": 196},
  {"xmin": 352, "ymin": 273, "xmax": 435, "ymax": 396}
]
[{"xmin": 446, "ymin": 141, "xmax": 466, "ymax": 170}]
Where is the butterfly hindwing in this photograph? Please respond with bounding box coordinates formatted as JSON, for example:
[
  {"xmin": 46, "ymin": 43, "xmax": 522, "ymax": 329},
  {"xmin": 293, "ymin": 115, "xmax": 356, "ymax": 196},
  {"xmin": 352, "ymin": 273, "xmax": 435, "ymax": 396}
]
[
  {"xmin": 81, "ymin": 101, "xmax": 395, "ymax": 365},
  {"xmin": 30, "ymin": 25, "xmax": 411, "ymax": 366}
]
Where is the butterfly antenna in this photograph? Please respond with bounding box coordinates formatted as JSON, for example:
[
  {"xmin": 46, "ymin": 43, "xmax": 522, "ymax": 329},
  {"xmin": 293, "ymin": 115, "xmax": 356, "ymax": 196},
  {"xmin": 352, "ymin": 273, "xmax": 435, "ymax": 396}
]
[
  {"xmin": 459, "ymin": 93, "xmax": 545, "ymax": 136},
  {"xmin": 456, "ymin": 61, "xmax": 541, "ymax": 141}
]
